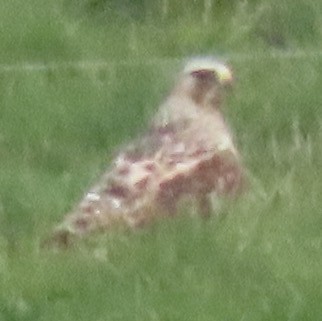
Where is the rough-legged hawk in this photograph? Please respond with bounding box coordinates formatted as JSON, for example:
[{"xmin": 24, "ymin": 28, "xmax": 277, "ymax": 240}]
[{"xmin": 48, "ymin": 57, "xmax": 245, "ymax": 246}]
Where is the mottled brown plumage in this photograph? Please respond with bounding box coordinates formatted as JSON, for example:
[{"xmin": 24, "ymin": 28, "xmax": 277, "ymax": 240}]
[{"xmin": 47, "ymin": 57, "xmax": 244, "ymax": 247}]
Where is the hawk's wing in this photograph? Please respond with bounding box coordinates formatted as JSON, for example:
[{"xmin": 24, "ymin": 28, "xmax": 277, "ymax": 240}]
[{"xmin": 47, "ymin": 98, "xmax": 243, "ymax": 247}]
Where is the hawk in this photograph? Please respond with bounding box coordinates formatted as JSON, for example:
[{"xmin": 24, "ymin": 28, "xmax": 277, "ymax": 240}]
[{"xmin": 47, "ymin": 57, "xmax": 245, "ymax": 246}]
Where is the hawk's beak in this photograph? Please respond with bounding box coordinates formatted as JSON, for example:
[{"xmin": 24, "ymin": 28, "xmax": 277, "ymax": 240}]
[{"xmin": 215, "ymin": 65, "xmax": 234, "ymax": 88}]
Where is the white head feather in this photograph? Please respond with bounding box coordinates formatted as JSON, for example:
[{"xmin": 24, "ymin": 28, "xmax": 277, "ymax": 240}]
[{"xmin": 183, "ymin": 57, "xmax": 233, "ymax": 85}]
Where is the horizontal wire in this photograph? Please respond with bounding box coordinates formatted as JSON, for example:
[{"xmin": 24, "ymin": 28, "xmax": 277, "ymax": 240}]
[{"xmin": 0, "ymin": 49, "xmax": 321, "ymax": 73}]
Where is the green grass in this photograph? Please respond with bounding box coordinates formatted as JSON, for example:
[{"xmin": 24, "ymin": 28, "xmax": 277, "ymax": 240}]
[{"xmin": 0, "ymin": 0, "xmax": 322, "ymax": 320}]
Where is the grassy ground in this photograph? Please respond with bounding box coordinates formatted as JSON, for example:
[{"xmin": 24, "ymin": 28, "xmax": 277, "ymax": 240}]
[{"xmin": 0, "ymin": 0, "xmax": 322, "ymax": 320}]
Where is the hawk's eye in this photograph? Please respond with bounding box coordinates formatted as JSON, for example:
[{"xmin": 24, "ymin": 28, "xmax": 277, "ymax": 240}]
[{"xmin": 190, "ymin": 69, "xmax": 216, "ymax": 81}]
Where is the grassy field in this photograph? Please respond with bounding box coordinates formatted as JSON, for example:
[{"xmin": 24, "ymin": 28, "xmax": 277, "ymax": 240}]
[{"xmin": 0, "ymin": 0, "xmax": 322, "ymax": 320}]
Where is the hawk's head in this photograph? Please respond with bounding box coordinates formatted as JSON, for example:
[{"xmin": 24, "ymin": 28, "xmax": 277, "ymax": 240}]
[
  {"xmin": 184, "ymin": 57, "xmax": 233, "ymax": 88},
  {"xmin": 176, "ymin": 57, "xmax": 233, "ymax": 108}
]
